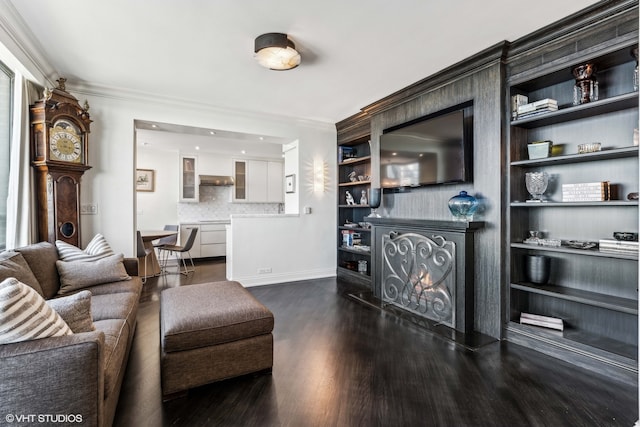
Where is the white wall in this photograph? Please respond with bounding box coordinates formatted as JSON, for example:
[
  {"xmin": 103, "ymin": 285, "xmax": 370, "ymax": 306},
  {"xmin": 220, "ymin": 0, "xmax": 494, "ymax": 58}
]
[
  {"xmin": 136, "ymin": 147, "xmax": 179, "ymax": 230},
  {"xmin": 227, "ymin": 124, "xmax": 337, "ymax": 286},
  {"xmin": 74, "ymin": 92, "xmax": 336, "ymax": 273}
]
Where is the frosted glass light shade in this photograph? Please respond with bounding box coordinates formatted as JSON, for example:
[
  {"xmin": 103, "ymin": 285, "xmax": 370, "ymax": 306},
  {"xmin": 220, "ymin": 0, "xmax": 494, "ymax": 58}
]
[{"xmin": 254, "ymin": 33, "xmax": 301, "ymax": 71}]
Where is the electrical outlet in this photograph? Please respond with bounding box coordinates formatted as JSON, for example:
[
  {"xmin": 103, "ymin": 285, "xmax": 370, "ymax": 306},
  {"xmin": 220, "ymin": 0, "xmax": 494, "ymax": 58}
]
[
  {"xmin": 80, "ymin": 204, "xmax": 98, "ymax": 215},
  {"xmin": 257, "ymin": 267, "xmax": 272, "ymax": 274}
]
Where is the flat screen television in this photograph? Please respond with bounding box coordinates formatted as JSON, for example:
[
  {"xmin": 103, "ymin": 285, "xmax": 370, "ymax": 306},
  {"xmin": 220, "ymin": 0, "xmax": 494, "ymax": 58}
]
[{"xmin": 380, "ymin": 102, "xmax": 473, "ymax": 190}]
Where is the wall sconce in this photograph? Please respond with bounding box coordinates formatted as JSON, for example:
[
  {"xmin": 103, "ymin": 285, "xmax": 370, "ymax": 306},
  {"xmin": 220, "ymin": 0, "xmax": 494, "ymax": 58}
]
[
  {"xmin": 313, "ymin": 159, "xmax": 326, "ymax": 193},
  {"xmin": 254, "ymin": 33, "xmax": 301, "ymax": 71}
]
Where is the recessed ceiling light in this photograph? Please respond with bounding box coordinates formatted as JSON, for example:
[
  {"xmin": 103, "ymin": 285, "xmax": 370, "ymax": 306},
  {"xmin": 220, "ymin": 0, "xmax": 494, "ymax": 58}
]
[
  {"xmin": 151, "ymin": 124, "xmax": 157, "ymax": 128},
  {"xmin": 210, "ymin": 131, "xmax": 216, "ymax": 135},
  {"xmin": 259, "ymin": 136, "xmax": 264, "ymax": 141},
  {"xmin": 241, "ymin": 150, "xmax": 246, "ymax": 154},
  {"xmin": 195, "ymin": 146, "xmax": 200, "ymax": 150}
]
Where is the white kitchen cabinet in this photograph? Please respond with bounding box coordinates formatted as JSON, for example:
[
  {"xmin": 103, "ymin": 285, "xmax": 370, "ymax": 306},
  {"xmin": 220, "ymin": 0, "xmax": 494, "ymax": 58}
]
[
  {"xmin": 233, "ymin": 159, "xmax": 283, "ymax": 203},
  {"xmin": 200, "ymin": 223, "xmax": 227, "ymax": 257},
  {"xmin": 179, "ymin": 155, "xmax": 198, "ymax": 202},
  {"xmin": 179, "ymin": 222, "xmax": 228, "ymax": 259}
]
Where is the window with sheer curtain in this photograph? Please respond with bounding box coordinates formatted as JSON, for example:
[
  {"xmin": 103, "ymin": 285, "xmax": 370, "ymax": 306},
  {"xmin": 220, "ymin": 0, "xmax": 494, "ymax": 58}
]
[{"xmin": 0, "ymin": 62, "xmax": 13, "ymax": 251}]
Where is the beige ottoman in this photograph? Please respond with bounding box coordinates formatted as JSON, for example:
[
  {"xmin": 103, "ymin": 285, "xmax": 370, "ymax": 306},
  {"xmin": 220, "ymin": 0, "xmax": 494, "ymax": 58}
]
[{"xmin": 160, "ymin": 281, "xmax": 274, "ymax": 400}]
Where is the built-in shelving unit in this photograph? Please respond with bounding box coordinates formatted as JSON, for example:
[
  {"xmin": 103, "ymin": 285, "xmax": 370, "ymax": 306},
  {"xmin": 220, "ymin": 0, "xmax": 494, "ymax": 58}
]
[
  {"xmin": 504, "ymin": 13, "xmax": 639, "ymax": 383},
  {"xmin": 336, "ymin": 113, "xmax": 373, "ymax": 287}
]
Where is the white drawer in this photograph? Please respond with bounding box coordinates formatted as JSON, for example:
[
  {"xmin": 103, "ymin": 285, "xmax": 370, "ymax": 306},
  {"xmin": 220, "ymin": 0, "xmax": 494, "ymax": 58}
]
[
  {"xmin": 201, "ymin": 243, "xmax": 226, "ymax": 257},
  {"xmin": 201, "ymin": 224, "xmax": 227, "ymax": 232},
  {"xmin": 201, "ymin": 230, "xmax": 226, "ymax": 244}
]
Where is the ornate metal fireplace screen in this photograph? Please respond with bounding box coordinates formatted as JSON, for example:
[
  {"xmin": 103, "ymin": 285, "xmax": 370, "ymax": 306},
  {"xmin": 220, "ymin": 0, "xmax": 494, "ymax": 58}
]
[{"xmin": 381, "ymin": 232, "xmax": 456, "ymax": 328}]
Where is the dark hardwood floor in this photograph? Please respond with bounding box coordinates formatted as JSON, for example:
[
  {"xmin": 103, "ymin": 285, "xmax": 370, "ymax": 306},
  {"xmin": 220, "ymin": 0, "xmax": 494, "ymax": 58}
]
[{"xmin": 114, "ymin": 259, "xmax": 638, "ymax": 426}]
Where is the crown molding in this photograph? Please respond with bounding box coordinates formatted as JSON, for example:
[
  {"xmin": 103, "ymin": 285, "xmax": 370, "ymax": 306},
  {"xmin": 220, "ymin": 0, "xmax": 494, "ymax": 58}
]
[
  {"xmin": 65, "ymin": 80, "xmax": 334, "ymax": 131},
  {"xmin": 0, "ymin": 0, "xmax": 56, "ymax": 85}
]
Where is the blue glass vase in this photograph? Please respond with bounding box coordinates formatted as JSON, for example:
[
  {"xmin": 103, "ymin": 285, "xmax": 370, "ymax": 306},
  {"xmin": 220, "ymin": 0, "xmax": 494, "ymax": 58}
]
[{"xmin": 448, "ymin": 191, "xmax": 478, "ymax": 221}]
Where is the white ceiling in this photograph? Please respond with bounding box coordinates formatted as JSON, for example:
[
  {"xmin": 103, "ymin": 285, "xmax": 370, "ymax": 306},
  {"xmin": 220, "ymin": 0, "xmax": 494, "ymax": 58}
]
[{"xmin": 6, "ymin": 1, "xmax": 601, "ymax": 124}]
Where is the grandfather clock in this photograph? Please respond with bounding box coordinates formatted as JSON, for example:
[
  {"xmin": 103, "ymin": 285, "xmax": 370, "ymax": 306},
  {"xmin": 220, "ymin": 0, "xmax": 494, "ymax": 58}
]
[{"xmin": 30, "ymin": 78, "xmax": 91, "ymax": 246}]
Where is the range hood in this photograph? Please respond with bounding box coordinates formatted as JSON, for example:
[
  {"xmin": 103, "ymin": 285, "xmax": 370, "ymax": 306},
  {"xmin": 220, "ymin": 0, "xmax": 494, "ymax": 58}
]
[{"xmin": 199, "ymin": 175, "xmax": 235, "ymax": 186}]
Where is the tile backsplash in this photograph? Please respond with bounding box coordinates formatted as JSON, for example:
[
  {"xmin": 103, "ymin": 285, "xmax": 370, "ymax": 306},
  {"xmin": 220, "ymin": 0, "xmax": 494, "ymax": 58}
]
[{"xmin": 177, "ymin": 186, "xmax": 281, "ymax": 221}]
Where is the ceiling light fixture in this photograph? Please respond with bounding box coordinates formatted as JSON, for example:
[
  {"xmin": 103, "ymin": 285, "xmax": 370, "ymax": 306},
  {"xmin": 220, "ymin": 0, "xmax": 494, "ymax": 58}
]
[{"xmin": 254, "ymin": 33, "xmax": 301, "ymax": 71}]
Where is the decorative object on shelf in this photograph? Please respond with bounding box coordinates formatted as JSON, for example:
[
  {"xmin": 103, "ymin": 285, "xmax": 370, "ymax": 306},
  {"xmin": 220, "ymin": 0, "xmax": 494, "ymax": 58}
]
[
  {"xmin": 572, "ymin": 62, "xmax": 598, "ymax": 105},
  {"xmin": 367, "ymin": 188, "xmax": 382, "ymax": 218},
  {"xmin": 527, "ymin": 140, "xmax": 552, "ymax": 159},
  {"xmin": 360, "ymin": 190, "xmax": 367, "ymax": 205},
  {"xmin": 613, "ymin": 231, "xmax": 638, "ymax": 242},
  {"xmin": 358, "ymin": 222, "xmax": 371, "ymax": 229},
  {"xmin": 447, "ymin": 191, "xmax": 479, "ymax": 221},
  {"xmin": 254, "ymin": 33, "xmax": 300, "ymax": 71},
  {"xmin": 525, "ymin": 255, "xmax": 551, "ymax": 284},
  {"xmin": 525, "ymin": 172, "xmax": 549, "ymax": 202},
  {"xmin": 564, "ymin": 240, "xmax": 598, "ymax": 250},
  {"xmin": 523, "ymin": 230, "xmax": 543, "ymax": 244},
  {"xmin": 632, "ymin": 47, "xmax": 639, "ymax": 91},
  {"xmin": 577, "ymin": 142, "xmax": 601, "ymax": 154},
  {"xmin": 358, "ymin": 260, "xmax": 367, "ymax": 274},
  {"xmin": 348, "ymin": 171, "xmax": 358, "ymax": 182},
  {"xmin": 345, "ymin": 191, "xmax": 355, "ymax": 205},
  {"xmin": 627, "ymin": 192, "xmax": 639, "ymax": 200}
]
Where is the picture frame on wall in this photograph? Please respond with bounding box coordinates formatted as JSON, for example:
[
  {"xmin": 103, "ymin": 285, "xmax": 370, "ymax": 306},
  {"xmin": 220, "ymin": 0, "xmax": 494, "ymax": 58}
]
[
  {"xmin": 136, "ymin": 169, "xmax": 155, "ymax": 192},
  {"xmin": 285, "ymin": 174, "xmax": 296, "ymax": 193}
]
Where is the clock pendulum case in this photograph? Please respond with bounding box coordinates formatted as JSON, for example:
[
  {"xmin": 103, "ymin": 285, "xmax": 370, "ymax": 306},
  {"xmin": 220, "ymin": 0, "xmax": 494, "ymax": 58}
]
[{"xmin": 30, "ymin": 78, "xmax": 92, "ymax": 246}]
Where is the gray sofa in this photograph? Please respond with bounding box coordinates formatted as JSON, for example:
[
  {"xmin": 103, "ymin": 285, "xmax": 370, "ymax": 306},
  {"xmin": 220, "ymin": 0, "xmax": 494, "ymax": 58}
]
[{"xmin": 0, "ymin": 241, "xmax": 142, "ymax": 427}]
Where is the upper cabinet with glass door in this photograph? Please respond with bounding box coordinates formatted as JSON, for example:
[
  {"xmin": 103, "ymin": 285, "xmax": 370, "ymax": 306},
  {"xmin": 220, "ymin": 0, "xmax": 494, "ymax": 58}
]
[{"xmin": 179, "ymin": 155, "xmax": 198, "ymax": 202}]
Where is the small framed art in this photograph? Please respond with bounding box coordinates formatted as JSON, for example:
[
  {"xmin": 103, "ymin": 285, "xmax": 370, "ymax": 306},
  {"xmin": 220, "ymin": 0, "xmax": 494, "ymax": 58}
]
[{"xmin": 136, "ymin": 169, "xmax": 155, "ymax": 192}]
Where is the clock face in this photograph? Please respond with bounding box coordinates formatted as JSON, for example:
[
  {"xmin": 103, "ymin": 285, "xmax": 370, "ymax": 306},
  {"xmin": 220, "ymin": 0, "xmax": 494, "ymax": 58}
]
[{"xmin": 50, "ymin": 119, "xmax": 83, "ymax": 163}]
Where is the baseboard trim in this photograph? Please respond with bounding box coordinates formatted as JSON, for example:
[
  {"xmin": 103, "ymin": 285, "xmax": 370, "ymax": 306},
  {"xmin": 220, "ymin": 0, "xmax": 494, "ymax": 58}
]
[{"xmin": 230, "ymin": 268, "xmax": 336, "ymax": 287}]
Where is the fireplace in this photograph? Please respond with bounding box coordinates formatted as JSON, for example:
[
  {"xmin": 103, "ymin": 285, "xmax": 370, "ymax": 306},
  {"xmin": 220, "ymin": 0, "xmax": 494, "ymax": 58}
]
[{"xmin": 369, "ymin": 218, "xmax": 483, "ymax": 334}]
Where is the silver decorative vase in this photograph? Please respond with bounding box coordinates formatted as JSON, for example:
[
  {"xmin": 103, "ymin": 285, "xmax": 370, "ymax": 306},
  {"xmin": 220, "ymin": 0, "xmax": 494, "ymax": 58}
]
[{"xmin": 525, "ymin": 172, "xmax": 549, "ymax": 202}]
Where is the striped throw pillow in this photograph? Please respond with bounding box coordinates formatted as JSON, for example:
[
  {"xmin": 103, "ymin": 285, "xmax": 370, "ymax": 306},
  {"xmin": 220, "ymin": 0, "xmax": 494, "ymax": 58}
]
[
  {"xmin": 56, "ymin": 233, "xmax": 115, "ymax": 262},
  {"xmin": 0, "ymin": 278, "xmax": 72, "ymax": 344}
]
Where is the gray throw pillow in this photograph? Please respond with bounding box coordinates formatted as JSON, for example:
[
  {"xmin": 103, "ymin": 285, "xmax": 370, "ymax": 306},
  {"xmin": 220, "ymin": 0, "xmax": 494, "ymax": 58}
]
[
  {"xmin": 15, "ymin": 242, "xmax": 61, "ymax": 299},
  {"xmin": 0, "ymin": 251, "xmax": 44, "ymax": 297},
  {"xmin": 46, "ymin": 290, "xmax": 95, "ymax": 333},
  {"xmin": 0, "ymin": 278, "xmax": 72, "ymax": 344},
  {"xmin": 56, "ymin": 253, "xmax": 131, "ymax": 296}
]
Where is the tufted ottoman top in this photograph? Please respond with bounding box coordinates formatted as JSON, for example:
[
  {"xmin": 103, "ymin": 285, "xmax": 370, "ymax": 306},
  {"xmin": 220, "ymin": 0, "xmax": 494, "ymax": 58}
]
[{"xmin": 161, "ymin": 281, "xmax": 274, "ymax": 353}]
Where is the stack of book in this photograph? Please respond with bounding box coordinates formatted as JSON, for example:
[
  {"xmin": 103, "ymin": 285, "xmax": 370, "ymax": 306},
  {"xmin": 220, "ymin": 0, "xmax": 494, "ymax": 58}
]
[
  {"xmin": 520, "ymin": 312, "xmax": 564, "ymax": 331},
  {"xmin": 599, "ymin": 239, "xmax": 638, "ymax": 255},
  {"xmin": 516, "ymin": 98, "xmax": 558, "ymax": 119},
  {"xmin": 562, "ymin": 181, "xmax": 610, "ymax": 202},
  {"xmin": 338, "ymin": 146, "xmax": 357, "ymax": 163}
]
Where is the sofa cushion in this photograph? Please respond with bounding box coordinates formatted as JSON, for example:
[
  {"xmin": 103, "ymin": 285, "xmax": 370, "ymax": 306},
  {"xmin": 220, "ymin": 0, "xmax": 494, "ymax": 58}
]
[
  {"xmin": 93, "ymin": 319, "xmax": 129, "ymax": 399},
  {"xmin": 0, "ymin": 251, "xmax": 44, "ymax": 297},
  {"xmin": 56, "ymin": 233, "xmax": 115, "ymax": 262},
  {"xmin": 47, "ymin": 290, "xmax": 95, "ymax": 333},
  {"xmin": 0, "ymin": 278, "xmax": 72, "ymax": 344},
  {"xmin": 56, "ymin": 254, "xmax": 131, "ymax": 296},
  {"xmin": 91, "ymin": 292, "xmax": 139, "ymax": 330},
  {"xmin": 14, "ymin": 242, "xmax": 61, "ymax": 299}
]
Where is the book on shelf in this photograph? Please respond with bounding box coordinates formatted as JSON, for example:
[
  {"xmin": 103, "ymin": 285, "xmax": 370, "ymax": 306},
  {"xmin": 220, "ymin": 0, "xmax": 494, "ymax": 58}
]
[
  {"xmin": 520, "ymin": 312, "xmax": 564, "ymax": 331},
  {"xmin": 338, "ymin": 146, "xmax": 357, "ymax": 163},
  {"xmin": 562, "ymin": 181, "xmax": 611, "ymax": 202},
  {"xmin": 511, "ymin": 94, "xmax": 529, "ymax": 119},
  {"xmin": 598, "ymin": 239, "xmax": 639, "ymax": 254},
  {"xmin": 516, "ymin": 99, "xmax": 558, "ymax": 119}
]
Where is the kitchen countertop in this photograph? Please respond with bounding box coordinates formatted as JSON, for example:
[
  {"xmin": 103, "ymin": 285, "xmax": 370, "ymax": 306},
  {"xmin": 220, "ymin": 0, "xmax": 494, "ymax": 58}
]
[{"xmin": 179, "ymin": 219, "xmax": 231, "ymax": 224}]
